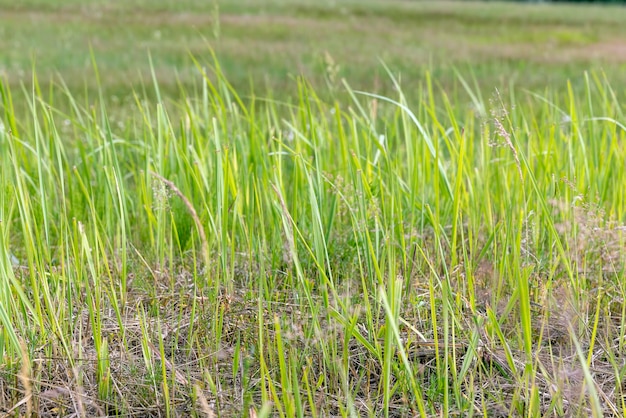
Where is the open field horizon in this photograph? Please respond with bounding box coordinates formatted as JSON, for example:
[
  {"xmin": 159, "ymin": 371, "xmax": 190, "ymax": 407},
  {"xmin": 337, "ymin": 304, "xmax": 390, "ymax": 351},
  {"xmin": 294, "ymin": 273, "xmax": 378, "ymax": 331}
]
[
  {"xmin": 2, "ymin": 1, "xmax": 626, "ymax": 417},
  {"xmin": 3, "ymin": 0, "xmax": 626, "ymax": 103}
]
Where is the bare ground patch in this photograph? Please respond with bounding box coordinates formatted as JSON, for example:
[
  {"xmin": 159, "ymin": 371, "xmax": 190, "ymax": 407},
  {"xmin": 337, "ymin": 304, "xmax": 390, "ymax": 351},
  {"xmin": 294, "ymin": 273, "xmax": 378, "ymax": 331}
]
[{"xmin": 464, "ymin": 38, "xmax": 626, "ymax": 64}]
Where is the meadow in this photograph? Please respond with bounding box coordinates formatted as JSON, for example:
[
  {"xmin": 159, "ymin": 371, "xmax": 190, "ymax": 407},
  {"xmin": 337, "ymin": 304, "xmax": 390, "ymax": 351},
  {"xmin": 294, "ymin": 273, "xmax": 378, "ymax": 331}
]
[{"xmin": 2, "ymin": 0, "xmax": 626, "ymax": 416}]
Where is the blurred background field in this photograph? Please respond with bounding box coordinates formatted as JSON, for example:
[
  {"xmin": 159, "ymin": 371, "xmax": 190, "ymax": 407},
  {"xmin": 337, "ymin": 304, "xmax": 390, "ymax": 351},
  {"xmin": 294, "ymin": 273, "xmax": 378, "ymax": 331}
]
[{"xmin": 3, "ymin": 0, "xmax": 626, "ymax": 106}]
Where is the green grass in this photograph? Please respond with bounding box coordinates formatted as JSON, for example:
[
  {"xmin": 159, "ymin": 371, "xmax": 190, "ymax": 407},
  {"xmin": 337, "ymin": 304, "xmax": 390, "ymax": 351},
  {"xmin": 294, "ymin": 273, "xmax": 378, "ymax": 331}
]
[
  {"xmin": 2, "ymin": 0, "xmax": 626, "ymax": 417},
  {"xmin": 3, "ymin": 0, "xmax": 626, "ymax": 106}
]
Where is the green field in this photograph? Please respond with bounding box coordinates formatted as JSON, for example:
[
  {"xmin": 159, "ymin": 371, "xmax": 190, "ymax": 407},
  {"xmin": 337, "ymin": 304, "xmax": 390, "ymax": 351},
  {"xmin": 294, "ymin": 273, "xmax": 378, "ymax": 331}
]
[
  {"xmin": 4, "ymin": 0, "xmax": 626, "ymax": 101},
  {"xmin": 2, "ymin": 1, "xmax": 626, "ymax": 417}
]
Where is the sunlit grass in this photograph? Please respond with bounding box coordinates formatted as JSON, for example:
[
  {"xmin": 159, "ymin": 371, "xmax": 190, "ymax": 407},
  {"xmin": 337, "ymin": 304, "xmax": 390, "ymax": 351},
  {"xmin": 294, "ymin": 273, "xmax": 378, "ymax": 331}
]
[{"xmin": 1, "ymin": 59, "xmax": 625, "ymax": 417}]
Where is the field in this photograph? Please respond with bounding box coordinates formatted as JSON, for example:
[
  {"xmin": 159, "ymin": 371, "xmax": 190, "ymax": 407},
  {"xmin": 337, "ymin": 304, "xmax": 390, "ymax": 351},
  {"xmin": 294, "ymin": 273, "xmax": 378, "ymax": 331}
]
[{"xmin": 2, "ymin": 0, "xmax": 626, "ymax": 416}]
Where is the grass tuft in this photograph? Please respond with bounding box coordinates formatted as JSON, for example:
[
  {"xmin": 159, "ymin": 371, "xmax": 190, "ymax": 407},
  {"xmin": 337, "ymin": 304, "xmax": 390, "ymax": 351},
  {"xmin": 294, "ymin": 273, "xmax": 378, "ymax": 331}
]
[{"xmin": 1, "ymin": 55, "xmax": 626, "ymax": 416}]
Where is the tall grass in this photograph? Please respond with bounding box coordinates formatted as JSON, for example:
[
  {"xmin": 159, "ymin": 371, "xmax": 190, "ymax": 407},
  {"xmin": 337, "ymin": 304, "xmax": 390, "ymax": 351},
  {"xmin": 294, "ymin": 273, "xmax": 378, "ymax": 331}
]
[{"xmin": 0, "ymin": 61, "xmax": 625, "ymax": 417}]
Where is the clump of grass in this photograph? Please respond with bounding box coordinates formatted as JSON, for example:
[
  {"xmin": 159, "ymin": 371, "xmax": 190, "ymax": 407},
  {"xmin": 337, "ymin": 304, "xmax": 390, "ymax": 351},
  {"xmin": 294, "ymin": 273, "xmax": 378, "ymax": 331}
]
[{"xmin": 0, "ymin": 60, "xmax": 625, "ymax": 417}]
